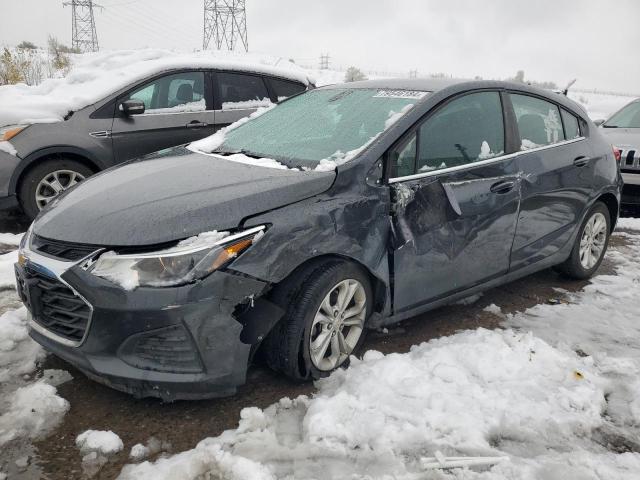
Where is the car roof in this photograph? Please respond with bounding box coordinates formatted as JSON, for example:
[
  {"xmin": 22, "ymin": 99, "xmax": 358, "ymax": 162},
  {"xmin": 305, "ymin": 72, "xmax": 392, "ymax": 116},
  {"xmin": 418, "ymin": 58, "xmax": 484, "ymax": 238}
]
[{"xmin": 319, "ymin": 77, "xmax": 590, "ymax": 119}]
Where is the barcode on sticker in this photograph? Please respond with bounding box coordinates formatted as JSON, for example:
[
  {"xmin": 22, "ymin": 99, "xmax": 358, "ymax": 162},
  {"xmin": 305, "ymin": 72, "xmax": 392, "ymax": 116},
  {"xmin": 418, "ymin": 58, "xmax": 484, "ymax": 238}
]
[{"xmin": 373, "ymin": 90, "xmax": 427, "ymax": 99}]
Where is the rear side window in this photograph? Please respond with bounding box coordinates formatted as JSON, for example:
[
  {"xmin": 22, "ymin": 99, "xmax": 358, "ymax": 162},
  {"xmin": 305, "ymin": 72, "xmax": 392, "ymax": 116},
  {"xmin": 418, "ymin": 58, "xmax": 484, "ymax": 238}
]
[
  {"xmin": 511, "ymin": 94, "xmax": 565, "ymax": 150},
  {"xmin": 561, "ymin": 109, "xmax": 581, "ymax": 139},
  {"xmin": 269, "ymin": 78, "xmax": 306, "ymax": 101},
  {"xmin": 217, "ymin": 72, "xmax": 270, "ymax": 110},
  {"xmin": 126, "ymin": 71, "xmax": 206, "ymax": 113},
  {"xmin": 415, "ymin": 91, "xmax": 505, "ymax": 173}
]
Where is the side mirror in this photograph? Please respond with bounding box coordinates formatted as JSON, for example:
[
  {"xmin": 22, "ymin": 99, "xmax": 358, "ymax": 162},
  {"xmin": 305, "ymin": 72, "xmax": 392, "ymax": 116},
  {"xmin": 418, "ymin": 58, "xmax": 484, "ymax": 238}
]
[
  {"xmin": 119, "ymin": 99, "xmax": 145, "ymax": 116},
  {"xmin": 594, "ymin": 119, "xmax": 605, "ymax": 126}
]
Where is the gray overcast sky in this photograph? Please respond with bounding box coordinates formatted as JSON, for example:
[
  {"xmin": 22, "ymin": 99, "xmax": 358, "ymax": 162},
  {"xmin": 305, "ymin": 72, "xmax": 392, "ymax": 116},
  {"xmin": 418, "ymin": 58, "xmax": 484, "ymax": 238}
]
[{"xmin": 2, "ymin": 0, "xmax": 639, "ymax": 92}]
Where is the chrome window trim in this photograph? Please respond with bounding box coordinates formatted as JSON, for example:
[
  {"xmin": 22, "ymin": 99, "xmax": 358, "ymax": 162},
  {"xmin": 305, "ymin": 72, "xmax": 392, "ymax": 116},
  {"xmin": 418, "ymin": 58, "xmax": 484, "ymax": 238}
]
[{"xmin": 388, "ymin": 137, "xmax": 586, "ymax": 184}]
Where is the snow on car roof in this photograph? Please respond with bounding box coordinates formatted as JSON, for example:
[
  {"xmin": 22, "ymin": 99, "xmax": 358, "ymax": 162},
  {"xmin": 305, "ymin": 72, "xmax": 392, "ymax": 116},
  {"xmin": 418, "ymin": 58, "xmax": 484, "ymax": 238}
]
[{"xmin": 0, "ymin": 48, "xmax": 313, "ymax": 127}]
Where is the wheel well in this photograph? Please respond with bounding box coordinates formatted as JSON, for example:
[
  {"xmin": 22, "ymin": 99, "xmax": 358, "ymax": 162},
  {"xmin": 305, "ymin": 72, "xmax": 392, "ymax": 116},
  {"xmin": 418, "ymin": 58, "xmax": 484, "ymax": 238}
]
[
  {"xmin": 16, "ymin": 152, "xmax": 99, "ymax": 192},
  {"xmin": 597, "ymin": 193, "xmax": 619, "ymax": 232},
  {"xmin": 271, "ymin": 254, "xmax": 388, "ymax": 315}
]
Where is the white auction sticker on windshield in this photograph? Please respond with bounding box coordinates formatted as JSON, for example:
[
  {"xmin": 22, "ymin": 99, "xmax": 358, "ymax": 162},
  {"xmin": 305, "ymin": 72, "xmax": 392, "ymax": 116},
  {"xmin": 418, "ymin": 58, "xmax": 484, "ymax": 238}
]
[{"xmin": 374, "ymin": 89, "xmax": 427, "ymax": 99}]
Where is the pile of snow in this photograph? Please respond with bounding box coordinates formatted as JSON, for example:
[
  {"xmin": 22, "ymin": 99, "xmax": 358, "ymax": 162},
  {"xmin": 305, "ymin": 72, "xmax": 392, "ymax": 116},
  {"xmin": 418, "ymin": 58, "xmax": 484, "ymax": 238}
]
[
  {"xmin": 0, "ymin": 49, "xmax": 311, "ymax": 128},
  {"xmin": 0, "ymin": 308, "xmax": 43, "ymax": 385},
  {"xmin": 119, "ymin": 220, "xmax": 640, "ymax": 480},
  {"xmin": 76, "ymin": 430, "xmax": 124, "ymax": 456},
  {"xmin": 0, "ymin": 232, "xmax": 23, "ymax": 247},
  {"xmin": 0, "ymin": 250, "xmax": 20, "ymax": 289},
  {"xmin": 0, "ymin": 380, "xmax": 70, "ymax": 446}
]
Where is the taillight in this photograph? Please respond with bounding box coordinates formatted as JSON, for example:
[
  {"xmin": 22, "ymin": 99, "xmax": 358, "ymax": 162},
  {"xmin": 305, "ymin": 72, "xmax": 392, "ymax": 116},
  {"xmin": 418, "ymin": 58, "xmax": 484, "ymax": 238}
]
[{"xmin": 613, "ymin": 146, "xmax": 622, "ymax": 163}]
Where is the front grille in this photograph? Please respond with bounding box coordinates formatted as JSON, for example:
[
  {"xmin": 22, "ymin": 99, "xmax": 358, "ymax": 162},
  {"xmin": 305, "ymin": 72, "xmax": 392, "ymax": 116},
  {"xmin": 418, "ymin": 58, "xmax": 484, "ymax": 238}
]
[
  {"xmin": 619, "ymin": 147, "xmax": 639, "ymax": 173},
  {"xmin": 18, "ymin": 265, "xmax": 91, "ymax": 343},
  {"xmin": 31, "ymin": 235, "xmax": 100, "ymax": 261}
]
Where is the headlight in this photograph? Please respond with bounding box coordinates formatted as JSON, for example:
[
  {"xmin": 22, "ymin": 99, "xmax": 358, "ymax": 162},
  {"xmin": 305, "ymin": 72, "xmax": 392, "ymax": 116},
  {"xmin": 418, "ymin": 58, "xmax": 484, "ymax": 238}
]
[
  {"xmin": 90, "ymin": 226, "xmax": 265, "ymax": 290},
  {"xmin": 0, "ymin": 124, "xmax": 29, "ymax": 142}
]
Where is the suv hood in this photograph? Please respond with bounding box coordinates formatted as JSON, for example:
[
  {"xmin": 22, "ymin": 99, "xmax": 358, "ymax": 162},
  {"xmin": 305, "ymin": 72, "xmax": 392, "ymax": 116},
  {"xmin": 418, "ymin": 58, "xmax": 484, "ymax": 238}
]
[
  {"xmin": 600, "ymin": 127, "xmax": 640, "ymax": 148},
  {"xmin": 33, "ymin": 147, "xmax": 335, "ymax": 247}
]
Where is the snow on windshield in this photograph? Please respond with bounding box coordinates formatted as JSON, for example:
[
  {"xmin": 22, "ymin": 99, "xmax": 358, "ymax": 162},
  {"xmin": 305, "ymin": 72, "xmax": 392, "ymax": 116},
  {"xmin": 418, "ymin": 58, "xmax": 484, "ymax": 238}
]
[
  {"xmin": 0, "ymin": 49, "xmax": 311, "ymax": 128},
  {"xmin": 190, "ymin": 88, "xmax": 424, "ymax": 172}
]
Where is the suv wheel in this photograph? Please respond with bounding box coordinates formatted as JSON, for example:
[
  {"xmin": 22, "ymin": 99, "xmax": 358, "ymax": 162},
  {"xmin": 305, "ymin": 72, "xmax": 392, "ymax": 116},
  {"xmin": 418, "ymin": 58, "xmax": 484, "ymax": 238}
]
[
  {"xmin": 19, "ymin": 159, "xmax": 93, "ymax": 219},
  {"xmin": 557, "ymin": 201, "xmax": 611, "ymax": 280},
  {"xmin": 264, "ymin": 261, "xmax": 372, "ymax": 381}
]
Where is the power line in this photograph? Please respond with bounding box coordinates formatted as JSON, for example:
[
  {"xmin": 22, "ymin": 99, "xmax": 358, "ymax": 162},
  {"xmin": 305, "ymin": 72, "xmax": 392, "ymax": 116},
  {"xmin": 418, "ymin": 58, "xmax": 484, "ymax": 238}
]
[
  {"xmin": 63, "ymin": 0, "xmax": 100, "ymax": 52},
  {"xmin": 203, "ymin": 0, "xmax": 248, "ymax": 51}
]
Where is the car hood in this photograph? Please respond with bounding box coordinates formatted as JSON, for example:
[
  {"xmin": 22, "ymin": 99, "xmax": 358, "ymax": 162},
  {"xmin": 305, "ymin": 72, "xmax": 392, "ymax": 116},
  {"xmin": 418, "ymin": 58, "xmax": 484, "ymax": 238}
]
[
  {"xmin": 33, "ymin": 147, "xmax": 336, "ymax": 247},
  {"xmin": 599, "ymin": 128, "xmax": 640, "ymax": 148}
]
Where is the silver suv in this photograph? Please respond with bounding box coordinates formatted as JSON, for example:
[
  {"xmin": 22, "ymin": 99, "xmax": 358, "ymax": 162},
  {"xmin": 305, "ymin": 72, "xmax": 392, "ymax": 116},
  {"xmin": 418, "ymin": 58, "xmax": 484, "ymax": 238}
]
[
  {"xmin": 0, "ymin": 68, "xmax": 309, "ymax": 219},
  {"xmin": 598, "ymin": 98, "xmax": 640, "ymax": 205}
]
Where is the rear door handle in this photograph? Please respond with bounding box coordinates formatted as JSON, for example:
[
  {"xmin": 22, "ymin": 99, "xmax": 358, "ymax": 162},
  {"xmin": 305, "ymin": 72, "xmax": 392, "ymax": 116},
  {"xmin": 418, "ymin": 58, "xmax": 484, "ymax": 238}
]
[
  {"xmin": 573, "ymin": 156, "xmax": 591, "ymax": 167},
  {"xmin": 490, "ymin": 180, "xmax": 516, "ymax": 194},
  {"xmin": 186, "ymin": 121, "xmax": 208, "ymax": 128}
]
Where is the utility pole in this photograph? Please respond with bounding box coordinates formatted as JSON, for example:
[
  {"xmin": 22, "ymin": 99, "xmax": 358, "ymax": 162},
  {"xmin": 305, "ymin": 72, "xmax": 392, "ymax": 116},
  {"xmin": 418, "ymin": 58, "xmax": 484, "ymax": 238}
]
[
  {"xmin": 319, "ymin": 53, "xmax": 330, "ymax": 70},
  {"xmin": 63, "ymin": 0, "xmax": 100, "ymax": 52},
  {"xmin": 203, "ymin": 0, "xmax": 248, "ymax": 51}
]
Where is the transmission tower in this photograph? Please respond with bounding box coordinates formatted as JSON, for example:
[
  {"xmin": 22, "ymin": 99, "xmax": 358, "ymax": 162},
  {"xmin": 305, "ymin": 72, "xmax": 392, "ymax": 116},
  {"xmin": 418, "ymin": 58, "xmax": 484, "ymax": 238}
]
[
  {"xmin": 203, "ymin": 0, "xmax": 248, "ymax": 51},
  {"xmin": 63, "ymin": 1, "xmax": 100, "ymax": 52},
  {"xmin": 409, "ymin": 69, "xmax": 418, "ymax": 79},
  {"xmin": 319, "ymin": 53, "xmax": 330, "ymax": 70}
]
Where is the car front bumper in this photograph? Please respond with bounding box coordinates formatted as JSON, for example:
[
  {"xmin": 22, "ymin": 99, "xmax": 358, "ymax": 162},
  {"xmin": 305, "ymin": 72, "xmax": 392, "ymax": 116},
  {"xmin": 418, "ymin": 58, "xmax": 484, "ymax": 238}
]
[
  {"xmin": 622, "ymin": 172, "xmax": 640, "ymax": 205},
  {"xmin": 0, "ymin": 147, "xmax": 21, "ymax": 204},
  {"xmin": 15, "ymin": 249, "xmax": 272, "ymax": 401}
]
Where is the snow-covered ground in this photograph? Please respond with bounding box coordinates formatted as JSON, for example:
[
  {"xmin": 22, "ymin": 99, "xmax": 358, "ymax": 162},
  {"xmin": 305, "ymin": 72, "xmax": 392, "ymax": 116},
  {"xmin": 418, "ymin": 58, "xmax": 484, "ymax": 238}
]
[
  {"xmin": 2, "ymin": 220, "xmax": 639, "ymax": 478},
  {"xmin": 113, "ymin": 219, "xmax": 640, "ymax": 480}
]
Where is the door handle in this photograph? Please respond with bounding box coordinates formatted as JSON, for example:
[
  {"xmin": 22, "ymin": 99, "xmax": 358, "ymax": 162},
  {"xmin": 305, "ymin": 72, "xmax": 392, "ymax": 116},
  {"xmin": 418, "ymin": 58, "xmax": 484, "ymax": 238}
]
[
  {"xmin": 490, "ymin": 180, "xmax": 516, "ymax": 194},
  {"xmin": 186, "ymin": 121, "xmax": 208, "ymax": 128},
  {"xmin": 573, "ymin": 156, "xmax": 591, "ymax": 167}
]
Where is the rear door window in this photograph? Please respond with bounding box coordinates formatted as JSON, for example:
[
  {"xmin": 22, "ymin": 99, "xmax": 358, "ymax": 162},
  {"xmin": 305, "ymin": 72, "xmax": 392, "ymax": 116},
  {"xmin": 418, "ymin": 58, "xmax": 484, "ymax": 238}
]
[
  {"xmin": 510, "ymin": 94, "xmax": 565, "ymax": 150},
  {"xmin": 561, "ymin": 108, "xmax": 581, "ymax": 139},
  {"xmin": 217, "ymin": 72, "xmax": 271, "ymax": 110},
  {"xmin": 125, "ymin": 71, "xmax": 207, "ymax": 114},
  {"xmin": 269, "ymin": 78, "xmax": 306, "ymax": 101}
]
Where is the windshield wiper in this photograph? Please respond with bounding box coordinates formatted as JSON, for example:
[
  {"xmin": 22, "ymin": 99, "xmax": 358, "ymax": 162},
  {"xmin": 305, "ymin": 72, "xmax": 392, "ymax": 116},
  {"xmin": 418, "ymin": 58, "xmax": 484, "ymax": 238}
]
[
  {"xmin": 212, "ymin": 148, "xmax": 262, "ymax": 159},
  {"xmin": 602, "ymin": 124, "xmax": 618, "ymax": 128}
]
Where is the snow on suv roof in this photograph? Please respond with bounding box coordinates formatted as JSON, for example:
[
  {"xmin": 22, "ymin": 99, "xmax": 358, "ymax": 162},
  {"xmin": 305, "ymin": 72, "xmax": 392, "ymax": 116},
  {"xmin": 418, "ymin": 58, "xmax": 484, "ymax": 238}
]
[{"xmin": 0, "ymin": 49, "xmax": 313, "ymax": 127}]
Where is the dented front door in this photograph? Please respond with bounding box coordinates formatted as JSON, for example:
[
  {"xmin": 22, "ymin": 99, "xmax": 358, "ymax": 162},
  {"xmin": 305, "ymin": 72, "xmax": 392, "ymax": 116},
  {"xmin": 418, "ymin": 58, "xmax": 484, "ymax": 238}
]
[{"xmin": 390, "ymin": 159, "xmax": 521, "ymax": 313}]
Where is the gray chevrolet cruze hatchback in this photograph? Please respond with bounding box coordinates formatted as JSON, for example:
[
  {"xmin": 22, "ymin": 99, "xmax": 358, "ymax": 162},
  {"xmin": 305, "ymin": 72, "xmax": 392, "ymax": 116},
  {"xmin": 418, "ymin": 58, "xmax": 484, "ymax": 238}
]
[
  {"xmin": 0, "ymin": 67, "xmax": 309, "ymax": 218},
  {"xmin": 16, "ymin": 79, "xmax": 622, "ymax": 400}
]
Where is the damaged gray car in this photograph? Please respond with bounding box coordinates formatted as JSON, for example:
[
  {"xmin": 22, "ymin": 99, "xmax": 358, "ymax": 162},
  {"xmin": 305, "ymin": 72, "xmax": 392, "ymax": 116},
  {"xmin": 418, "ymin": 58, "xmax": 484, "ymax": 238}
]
[{"xmin": 15, "ymin": 79, "xmax": 622, "ymax": 400}]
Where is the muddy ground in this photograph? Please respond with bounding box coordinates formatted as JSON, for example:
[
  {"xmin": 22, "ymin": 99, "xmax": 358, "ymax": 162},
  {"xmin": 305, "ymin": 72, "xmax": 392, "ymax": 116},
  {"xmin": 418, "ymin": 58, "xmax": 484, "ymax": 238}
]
[{"xmin": 0, "ymin": 205, "xmax": 636, "ymax": 479}]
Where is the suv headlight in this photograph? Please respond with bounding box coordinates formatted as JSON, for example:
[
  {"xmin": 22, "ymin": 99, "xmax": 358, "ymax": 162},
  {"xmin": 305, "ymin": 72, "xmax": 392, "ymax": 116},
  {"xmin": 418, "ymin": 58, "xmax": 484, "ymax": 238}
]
[
  {"xmin": 90, "ymin": 226, "xmax": 265, "ymax": 290},
  {"xmin": 1, "ymin": 124, "xmax": 29, "ymax": 142}
]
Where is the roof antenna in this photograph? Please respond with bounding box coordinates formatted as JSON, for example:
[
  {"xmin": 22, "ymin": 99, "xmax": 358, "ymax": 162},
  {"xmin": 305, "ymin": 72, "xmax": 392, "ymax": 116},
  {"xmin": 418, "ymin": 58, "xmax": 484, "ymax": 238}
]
[{"xmin": 562, "ymin": 78, "xmax": 577, "ymax": 96}]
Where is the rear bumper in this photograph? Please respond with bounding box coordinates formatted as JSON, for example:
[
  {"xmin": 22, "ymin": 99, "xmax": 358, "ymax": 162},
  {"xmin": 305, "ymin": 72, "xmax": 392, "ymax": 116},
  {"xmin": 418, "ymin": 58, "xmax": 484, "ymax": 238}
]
[{"xmin": 17, "ymin": 257, "xmax": 272, "ymax": 401}]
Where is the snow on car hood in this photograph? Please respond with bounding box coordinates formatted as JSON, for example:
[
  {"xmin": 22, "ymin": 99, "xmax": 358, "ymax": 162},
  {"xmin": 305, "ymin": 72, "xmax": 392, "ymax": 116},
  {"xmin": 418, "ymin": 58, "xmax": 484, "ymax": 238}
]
[
  {"xmin": 0, "ymin": 49, "xmax": 313, "ymax": 127},
  {"xmin": 32, "ymin": 147, "xmax": 335, "ymax": 247}
]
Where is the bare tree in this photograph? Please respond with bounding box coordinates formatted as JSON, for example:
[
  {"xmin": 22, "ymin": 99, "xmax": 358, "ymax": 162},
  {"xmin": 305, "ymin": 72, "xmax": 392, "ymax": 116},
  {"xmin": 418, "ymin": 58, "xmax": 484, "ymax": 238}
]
[{"xmin": 345, "ymin": 66, "xmax": 367, "ymax": 82}]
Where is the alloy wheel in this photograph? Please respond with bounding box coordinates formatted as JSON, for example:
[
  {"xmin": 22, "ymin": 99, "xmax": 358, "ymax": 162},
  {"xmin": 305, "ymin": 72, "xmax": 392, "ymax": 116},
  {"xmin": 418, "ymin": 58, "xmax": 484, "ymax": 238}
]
[
  {"xmin": 579, "ymin": 211, "xmax": 607, "ymax": 269},
  {"xmin": 309, "ymin": 278, "xmax": 367, "ymax": 371},
  {"xmin": 35, "ymin": 169, "xmax": 85, "ymax": 210}
]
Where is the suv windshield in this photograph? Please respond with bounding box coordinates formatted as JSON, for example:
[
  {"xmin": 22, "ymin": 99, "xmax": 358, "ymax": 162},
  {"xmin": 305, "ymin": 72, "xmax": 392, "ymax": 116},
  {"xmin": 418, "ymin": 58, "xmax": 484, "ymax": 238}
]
[
  {"xmin": 604, "ymin": 101, "xmax": 640, "ymax": 128},
  {"xmin": 216, "ymin": 88, "xmax": 427, "ymax": 169}
]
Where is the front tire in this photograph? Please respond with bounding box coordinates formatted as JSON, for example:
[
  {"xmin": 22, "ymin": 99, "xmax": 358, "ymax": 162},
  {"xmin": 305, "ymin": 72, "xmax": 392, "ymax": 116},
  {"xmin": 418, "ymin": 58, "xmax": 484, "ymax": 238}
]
[
  {"xmin": 557, "ymin": 202, "xmax": 611, "ymax": 280},
  {"xmin": 19, "ymin": 158, "xmax": 93, "ymax": 220},
  {"xmin": 264, "ymin": 261, "xmax": 372, "ymax": 381}
]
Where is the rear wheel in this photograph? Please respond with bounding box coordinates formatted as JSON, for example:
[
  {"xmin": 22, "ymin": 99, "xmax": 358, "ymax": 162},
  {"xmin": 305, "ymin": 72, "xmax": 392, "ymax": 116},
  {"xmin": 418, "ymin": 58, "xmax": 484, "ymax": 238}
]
[
  {"xmin": 19, "ymin": 159, "xmax": 93, "ymax": 219},
  {"xmin": 264, "ymin": 261, "xmax": 372, "ymax": 381},
  {"xmin": 557, "ymin": 202, "xmax": 610, "ymax": 280}
]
